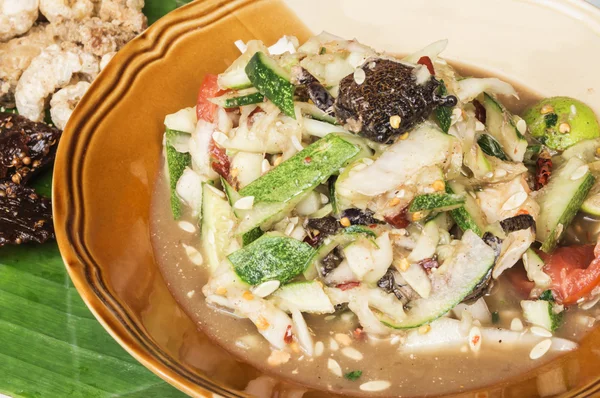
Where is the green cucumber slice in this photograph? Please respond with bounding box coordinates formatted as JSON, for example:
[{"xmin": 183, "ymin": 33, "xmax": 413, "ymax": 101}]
[
  {"xmin": 229, "ymin": 233, "xmax": 315, "ymax": 285},
  {"xmin": 210, "ymin": 88, "xmax": 265, "ymax": 108},
  {"xmin": 272, "ymin": 281, "xmax": 335, "ymax": 313},
  {"xmin": 380, "ymin": 230, "xmax": 495, "ymax": 329},
  {"xmin": 409, "ymin": 193, "xmax": 465, "ymax": 212},
  {"xmin": 165, "ymin": 129, "xmax": 191, "ymax": 219},
  {"xmin": 482, "ymin": 93, "xmax": 528, "ymax": 162},
  {"xmin": 581, "ymin": 179, "xmax": 600, "ymax": 216},
  {"xmin": 434, "ymin": 80, "xmax": 452, "ymax": 133},
  {"xmin": 446, "ymin": 182, "xmax": 487, "ymax": 236},
  {"xmin": 202, "ymin": 184, "xmax": 237, "ymax": 271},
  {"xmin": 536, "ymin": 156, "xmax": 595, "ymax": 252},
  {"xmin": 235, "ymin": 135, "xmax": 359, "ymax": 235},
  {"xmin": 477, "ymin": 133, "xmax": 508, "ymax": 161},
  {"xmin": 297, "ymin": 102, "xmax": 338, "ymax": 124},
  {"xmin": 245, "ymin": 51, "xmax": 296, "ymax": 118},
  {"xmin": 218, "ymin": 40, "xmax": 269, "ymax": 89},
  {"xmin": 521, "ymin": 300, "xmax": 562, "ymax": 332}
]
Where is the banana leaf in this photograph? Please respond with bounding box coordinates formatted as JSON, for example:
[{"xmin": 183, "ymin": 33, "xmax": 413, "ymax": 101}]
[{"xmin": 0, "ymin": 1, "xmax": 193, "ymax": 397}]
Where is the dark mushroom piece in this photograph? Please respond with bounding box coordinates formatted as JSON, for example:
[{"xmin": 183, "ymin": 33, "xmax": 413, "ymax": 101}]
[
  {"xmin": 334, "ymin": 58, "xmax": 457, "ymax": 143},
  {"xmin": 462, "ymin": 267, "xmax": 494, "ymax": 303},
  {"xmin": 0, "ymin": 182, "xmax": 54, "ymax": 246},
  {"xmin": 340, "ymin": 208, "xmax": 382, "ymax": 226},
  {"xmin": 0, "ymin": 112, "xmax": 61, "ymax": 185},
  {"xmin": 291, "ymin": 66, "xmax": 335, "ymax": 114},
  {"xmin": 500, "ymin": 214, "xmax": 536, "ymax": 234}
]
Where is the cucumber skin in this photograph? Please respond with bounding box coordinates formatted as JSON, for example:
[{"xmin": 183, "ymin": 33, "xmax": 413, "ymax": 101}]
[
  {"xmin": 409, "ymin": 193, "xmax": 465, "ymax": 212},
  {"xmin": 239, "ymin": 135, "xmax": 359, "ymax": 203},
  {"xmin": 165, "ymin": 130, "xmax": 191, "ymax": 219},
  {"xmin": 223, "ymin": 91, "xmax": 265, "ymax": 108},
  {"xmin": 242, "ymin": 227, "xmax": 264, "ymax": 246},
  {"xmin": 540, "ymin": 173, "xmax": 595, "ymax": 253},
  {"xmin": 477, "ymin": 134, "xmax": 508, "ymax": 161},
  {"xmin": 446, "ymin": 185, "xmax": 484, "ymax": 237},
  {"xmin": 434, "ymin": 81, "xmax": 452, "ymax": 133},
  {"xmin": 245, "ymin": 52, "xmax": 296, "ymax": 118},
  {"xmin": 229, "ymin": 235, "xmax": 315, "ymax": 285}
]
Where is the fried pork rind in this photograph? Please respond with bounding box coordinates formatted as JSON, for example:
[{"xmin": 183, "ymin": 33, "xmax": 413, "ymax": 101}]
[
  {"xmin": 0, "ymin": 181, "xmax": 54, "ymax": 246},
  {"xmin": 0, "ymin": 0, "xmax": 40, "ymax": 42},
  {"xmin": 39, "ymin": 0, "xmax": 95, "ymax": 23},
  {"xmin": 0, "ymin": 112, "xmax": 61, "ymax": 185}
]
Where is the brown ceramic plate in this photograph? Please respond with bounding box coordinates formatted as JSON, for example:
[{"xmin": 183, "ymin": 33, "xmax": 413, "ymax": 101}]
[{"xmin": 53, "ymin": 0, "xmax": 600, "ymax": 396}]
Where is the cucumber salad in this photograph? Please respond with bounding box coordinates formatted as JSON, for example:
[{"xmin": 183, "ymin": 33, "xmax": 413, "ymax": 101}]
[{"xmin": 158, "ymin": 32, "xmax": 600, "ymax": 391}]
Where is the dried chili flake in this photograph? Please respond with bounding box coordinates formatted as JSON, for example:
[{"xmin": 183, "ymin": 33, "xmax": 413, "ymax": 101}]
[
  {"xmin": 418, "ymin": 257, "xmax": 439, "ymax": 271},
  {"xmin": 384, "ymin": 206, "xmax": 410, "ymax": 229},
  {"xmin": 417, "ymin": 56, "xmax": 435, "ymax": 75},
  {"xmin": 352, "ymin": 327, "xmax": 366, "ymax": 341},
  {"xmin": 337, "ymin": 281, "xmax": 360, "ymax": 291},
  {"xmin": 535, "ymin": 151, "xmax": 552, "ymax": 190},
  {"xmin": 209, "ymin": 139, "xmax": 231, "ymax": 182},
  {"xmin": 284, "ymin": 325, "xmax": 294, "ymax": 344}
]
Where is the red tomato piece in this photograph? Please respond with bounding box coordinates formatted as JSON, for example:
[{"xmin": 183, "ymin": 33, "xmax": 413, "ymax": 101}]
[
  {"xmin": 540, "ymin": 243, "xmax": 600, "ymax": 305},
  {"xmin": 196, "ymin": 74, "xmax": 222, "ymax": 123}
]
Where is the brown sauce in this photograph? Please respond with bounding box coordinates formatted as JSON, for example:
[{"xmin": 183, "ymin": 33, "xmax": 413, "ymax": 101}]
[{"xmin": 150, "ymin": 63, "xmax": 599, "ymax": 397}]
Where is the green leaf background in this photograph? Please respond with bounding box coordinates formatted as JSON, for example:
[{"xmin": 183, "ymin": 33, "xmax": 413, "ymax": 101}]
[{"xmin": 0, "ymin": 1, "xmax": 192, "ymax": 397}]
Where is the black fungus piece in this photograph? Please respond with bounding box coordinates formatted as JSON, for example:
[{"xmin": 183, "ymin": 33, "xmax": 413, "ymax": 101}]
[
  {"xmin": 307, "ymin": 216, "xmax": 340, "ymax": 237},
  {"xmin": 377, "ymin": 268, "xmax": 405, "ymax": 301},
  {"xmin": 0, "ymin": 182, "xmax": 54, "ymax": 246},
  {"xmin": 463, "ymin": 267, "xmax": 493, "ymax": 303},
  {"xmin": 500, "ymin": 214, "xmax": 536, "ymax": 234},
  {"xmin": 340, "ymin": 208, "xmax": 381, "ymax": 226},
  {"xmin": 482, "ymin": 232, "xmax": 502, "ymax": 259},
  {"xmin": 334, "ymin": 59, "xmax": 457, "ymax": 143},
  {"xmin": 291, "ymin": 66, "xmax": 335, "ymax": 114},
  {"xmin": 321, "ymin": 246, "xmax": 344, "ymax": 276},
  {"xmin": 0, "ymin": 113, "xmax": 61, "ymax": 185}
]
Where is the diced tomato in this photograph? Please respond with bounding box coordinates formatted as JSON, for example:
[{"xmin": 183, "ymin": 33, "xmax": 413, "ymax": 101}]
[
  {"xmin": 417, "ymin": 56, "xmax": 435, "ymax": 75},
  {"xmin": 284, "ymin": 325, "xmax": 294, "ymax": 344},
  {"xmin": 196, "ymin": 74, "xmax": 222, "ymax": 123},
  {"xmin": 384, "ymin": 206, "xmax": 409, "ymax": 229},
  {"xmin": 540, "ymin": 242, "xmax": 600, "ymax": 305}
]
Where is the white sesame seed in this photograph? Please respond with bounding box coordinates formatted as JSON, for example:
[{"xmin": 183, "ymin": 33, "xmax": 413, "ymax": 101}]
[
  {"xmin": 334, "ymin": 333, "xmax": 352, "ymax": 346},
  {"xmin": 178, "ymin": 221, "xmax": 196, "ymax": 233},
  {"xmin": 182, "ymin": 243, "xmax": 203, "ymax": 266},
  {"xmin": 291, "ymin": 135, "xmax": 304, "ymax": 151},
  {"xmin": 234, "ymin": 196, "xmax": 255, "ymax": 210},
  {"xmin": 284, "ymin": 222, "xmax": 295, "ymax": 236},
  {"xmin": 261, "ymin": 159, "xmax": 271, "ymax": 174},
  {"xmin": 530, "ymin": 326, "xmax": 552, "ymax": 337},
  {"xmin": 353, "ymin": 68, "xmax": 366, "ymax": 85},
  {"xmin": 327, "ymin": 358, "xmax": 342, "ymax": 377},
  {"xmin": 475, "ymin": 121, "xmax": 486, "ymax": 131},
  {"xmin": 516, "ymin": 118, "xmax": 527, "ymax": 135},
  {"xmin": 324, "ymin": 315, "xmax": 336, "ymax": 321},
  {"xmin": 494, "ymin": 168, "xmax": 508, "ymax": 178},
  {"xmin": 571, "ymin": 165, "xmax": 589, "ymax": 181},
  {"xmin": 205, "ymin": 184, "xmax": 226, "ymax": 198},
  {"xmin": 362, "ymin": 158, "xmax": 374, "ymax": 165},
  {"xmin": 510, "ymin": 318, "xmax": 524, "ymax": 332},
  {"xmin": 187, "ymin": 290, "xmax": 195, "ymax": 298},
  {"xmin": 251, "ymin": 280, "xmax": 280, "ymax": 298},
  {"xmin": 320, "ymin": 193, "xmax": 330, "ymax": 204},
  {"xmin": 329, "ymin": 337, "xmax": 339, "ymax": 351},
  {"xmin": 212, "ymin": 130, "xmax": 229, "ymax": 146},
  {"xmin": 396, "ymin": 189, "xmax": 406, "ymax": 198},
  {"xmin": 502, "ymin": 191, "xmax": 528, "ymax": 211},
  {"xmin": 485, "ymin": 171, "xmax": 494, "ymax": 179},
  {"xmin": 314, "ymin": 341, "xmax": 324, "ymax": 356},
  {"xmin": 341, "ymin": 347, "xmax": 364, "ymax": 361},
  {"xmin": 468, "ymin": 326, "xmax": 482, "ymax": 353},
  {"xmin": 360, "ymin": 380, "xmax": 391, "ymax": 392},
  {"xmin": 529, "ymin": 339, "xmax": 552, "ymax": 360}
]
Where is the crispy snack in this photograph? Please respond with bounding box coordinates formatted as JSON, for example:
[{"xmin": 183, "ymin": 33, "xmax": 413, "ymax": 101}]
[
  {"xmin": 0, "ymin": 181, "xmax": 54, "ymax": 246},
  {"xmin": 0, "ymin": 112, "xmax": 61, "ymax": 185}
]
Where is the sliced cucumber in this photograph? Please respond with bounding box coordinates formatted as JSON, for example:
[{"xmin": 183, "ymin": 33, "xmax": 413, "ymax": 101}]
[
  {"xmin": 521, "ymin": 300, "xmax": 562, "ymax": 332},
  {"xmin": 477, "ymin": 133, "xmax": 508, "ymax": 161},
  {"xmin": 482, "ymin": 93, "xmax": 528, "ymax": 162},
  {"xmin": 581, "ymin": 179, "xmax": 600, "ymax": 216},
  {"xmin": 407, "ymin": 219, "xmax": 440, "ymax": 263},
  {"xmin": 296, "ymin": 102, "xmax": 338, "ymax": 125},
  {"xmin": 165, "ymin": 129, "xmax": 191, "ymax": 219},
  {"xmin": 523, "ymin": 249, "xmax": 551, "ymax": 287},
  {"xmin": 380, "ymin": 230, "xmax": 495, "ymax": 329},
  {"xmin": 273, "ymin": 281, "xmax": 335, "ymax": 314},
  {"xmin": 434, "ymin": 80, "xmax": 452, "ymax": 133},
  {"xmin": 245, "ymin": 51, "xmax": 295, "ymax": 118},
  {"xmin": 409, "ymin": 193, "xmax": 465, "ymax": 212},
  {"xmin": 228, "ymin": 233, "xmax": 315, "ymax": 285},
  {"xmin": 210, "ymin": 88, "xmax": 265, "ymax": 108},
  {"xmin": 218, "ymin": 40, "xmax": 269, "ymax": 89},
  {"xmin": 202, "ymin": 184, "xmax": 237, "ymax": 271},
  {"xmin": 235, "ymin": 135, "xmax": 359, "ymax": 235},
  {"xmin": 536, "ymin": 156, "xmax": 595, "ymax": 252},
  {"xmin": 446, "ymin": 182, "xmax": 487, "ymax": 236}
]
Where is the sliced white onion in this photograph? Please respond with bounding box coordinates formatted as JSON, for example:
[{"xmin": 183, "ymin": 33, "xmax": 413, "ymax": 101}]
[
  {"xmin": 402, "ymin": 39, "xmax": 448, "ymax": 64},
  {"xmin": 457, "ymin": 77, "xmax": 519, "ymax": 103},
  {"xmin": 164, "ymin": 107, "xmax": 198, "ymax": 134},
  {"xmin": 291, "ymin": 308, "xmax": 314, "ymax": 356},
  {"xmin": 453, "ymin": 298, "xmax": 492, "ymax": 325},
  {"xmin": 176, "ymin": 168, "xmax": 204, "ymax": 216},
  {"xmin": 189, "ymin": 119, "xmax": 218, "ymax": 180},
  {"xmin": 303, "ymin": 118, "xmax": 347, "ymax": 137},
  {"xmin": 268, "ymin": 35, "xmax": 298, "ymax": 55},
  {"xmin": 167, "ymin": 131, "xmax": 191, "ymax": 153},
  {"xmin": 493, "ymin": 228, "xmax": 535, "ymax": 279}
]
